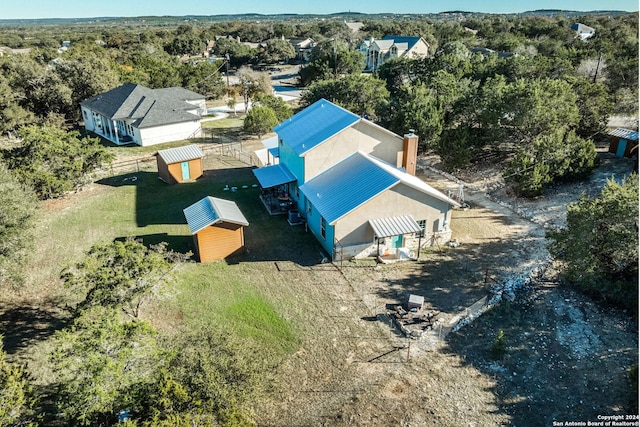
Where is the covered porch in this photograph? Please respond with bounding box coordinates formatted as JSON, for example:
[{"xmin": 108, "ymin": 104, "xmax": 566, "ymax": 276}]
[
  {"xmin": 369, "ymin": 215, "xmax": 423, "ymax": 263},
  {"xmin": 252, "ymin": 163, "xmax": 297, "ymax": 215}
]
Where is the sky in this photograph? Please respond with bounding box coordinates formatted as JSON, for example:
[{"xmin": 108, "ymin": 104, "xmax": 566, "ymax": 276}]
[{"xmin": 2, "ymin": 0, "xmax": 638, "ymax": 19}]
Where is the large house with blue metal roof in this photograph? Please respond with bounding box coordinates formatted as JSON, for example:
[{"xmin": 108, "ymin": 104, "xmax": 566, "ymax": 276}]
[
  {"xmin": 252, "ymin": 99, "xmax": 459, "ymax": 261},
  {"xmin": 80, "ymin": 83, "xmax": 206, "ymax": 146},
  {"xmin": 358, "ymin": 35, "xmax": 430, "ymax": 72}
]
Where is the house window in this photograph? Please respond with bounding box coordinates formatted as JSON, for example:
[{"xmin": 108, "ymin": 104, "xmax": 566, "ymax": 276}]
[
  {"xmin": 279, "ymin": 138, "xmax": 283, "ymax": 146},
  {"xmin": 320, "ymin": 217, "xmax": 326, "ymax": 239},
  {"xmin": 307, "ymin": 200, "xmax": 312, "ymax": 215},
  {"xmin": 417, "ymin": 220, "xmax": 426, "ymax": 238}
]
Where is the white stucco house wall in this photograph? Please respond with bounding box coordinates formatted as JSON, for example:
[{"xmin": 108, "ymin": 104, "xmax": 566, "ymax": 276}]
[{"xmin": 80, "ymin": 83, "xmax": 206, "ymax": 147}]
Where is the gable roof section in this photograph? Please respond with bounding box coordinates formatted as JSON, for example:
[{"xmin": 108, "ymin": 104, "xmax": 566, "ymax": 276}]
[
  {"xmin": 273, "ymin": 98, "xmax": 360, "ymax": 156},
  {"xmin": 300, "ymin": 151, "xmax": 460, "ymax": 225},
  {"xmin": 300, "ymin": 151, "xmax": 397, "ymax": 224},
  {"xmin": 154, "ymin": 87, "xmax": 205, "ymax": 101},
  {"xmin": 81, "ymin": 83, "xmax": 202, "ymax": 128},
  {"xmin": 157, "ymin": 144, "xmax": 204, "ymax": 164},
  {"xmin": 373, "ymin": 39, "xmax": 395, "ymax": 50},
  {"xmin": 183, "ymin": 196, "xmax": 249, "ymax": 234},
  {"xmin": 382, "ymin": 35, "xmax": 423, "ymax": 50}
]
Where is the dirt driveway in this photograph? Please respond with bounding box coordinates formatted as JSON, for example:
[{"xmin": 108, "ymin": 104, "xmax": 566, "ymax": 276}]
[{"xmin": 257, "ymin": 148, "xmax": 637, "ymax": 426}]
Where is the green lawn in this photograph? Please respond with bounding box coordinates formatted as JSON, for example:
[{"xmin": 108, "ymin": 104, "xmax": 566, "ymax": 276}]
[{"xmin": 30, "ymin": 161, "xmax": 317, "ymax": 358}]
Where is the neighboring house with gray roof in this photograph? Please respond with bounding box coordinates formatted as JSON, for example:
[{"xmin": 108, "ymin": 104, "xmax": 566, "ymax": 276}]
[
  {"xmin": 80, "ymin": 83, "xmax": 206, "ymax": 146},
  {"xmin": 358, "ymin": 35, "xmax": 430, "ymax": 71}
]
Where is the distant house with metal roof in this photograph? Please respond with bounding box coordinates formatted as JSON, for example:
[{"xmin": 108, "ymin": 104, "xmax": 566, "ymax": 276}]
[
  {"xmin": 358, "ymin": 35, "xmax": 430, "ymax": 72},
  {"xmin": 608, "ymin": 128, "xmax": 639, "ymax": 158},
  {"xmin": 571, "ymin": 23, "xmax": 596, "ymax": 41},
  {"xmin": 80, "ymin": 83, "xmax": 206, "ymax": 146},
  {"xmin": 156, "ymin": 144, "xmax": 205, "ymax": 184},
  {"xmin": 252, "ymin": 98, "xmax": 459, "ymax": 261},
  {"xmin": 183, "ymin": 196, "xmax": 249, "ymax": 262}
]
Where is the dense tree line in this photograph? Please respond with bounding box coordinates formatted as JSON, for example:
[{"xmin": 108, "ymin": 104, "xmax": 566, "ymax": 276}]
[
  {"xmin": 0, "ymin": 13, "xmax": 637, "ymax": 425},
  {"xmin": 299, "ymin": 13, "xmax": 637, "ymax": 196},
  {"xmin": 548, "ymin": 175, "xmax": 638, "ymax": 311}
]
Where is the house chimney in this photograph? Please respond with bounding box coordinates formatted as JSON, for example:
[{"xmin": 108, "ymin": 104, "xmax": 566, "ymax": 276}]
[{"xmin": 402, "ymin": 130, "xmax": 418, "ymax": 176}]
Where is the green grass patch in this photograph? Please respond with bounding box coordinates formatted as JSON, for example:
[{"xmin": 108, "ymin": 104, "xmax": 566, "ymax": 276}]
[
  {"xmin": 201, "ymin": 117, "xmax": 244, "ymax": 130},
  {"xmin": 32, "ymin": 160, "xmax": 305, "ymax": 359},
  {"xmin": 173, "ymin": 262, "xmax": 298, "ymax": 356}
]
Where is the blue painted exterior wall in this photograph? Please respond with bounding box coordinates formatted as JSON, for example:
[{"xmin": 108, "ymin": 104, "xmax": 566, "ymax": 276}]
[{"xmin": 305, "ymin": 201, "xmax": 335, "ymax": 257}]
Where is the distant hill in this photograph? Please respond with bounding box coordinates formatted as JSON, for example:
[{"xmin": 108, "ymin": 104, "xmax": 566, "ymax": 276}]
[{"xmin": 0, "ymin": 9, "xmax": 634, "ymax": 27}]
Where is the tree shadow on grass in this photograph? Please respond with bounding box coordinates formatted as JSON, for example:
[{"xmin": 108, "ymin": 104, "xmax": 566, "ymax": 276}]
[{"xmin": 0, "ymin": 301, "xmax": 69, "ymax": 355}]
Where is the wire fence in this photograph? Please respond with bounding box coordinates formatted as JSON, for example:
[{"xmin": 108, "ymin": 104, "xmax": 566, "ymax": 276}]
[{"xmin": 96, "ymin": 141, "xmax": 257, "ymax": 179}]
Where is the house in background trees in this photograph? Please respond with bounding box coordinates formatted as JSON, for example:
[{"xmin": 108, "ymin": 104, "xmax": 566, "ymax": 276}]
[
  {"xmin": 80, "ymin": 83, "xmax": 206, "ymax": 146},
  {"xmin": 289, "ymin": 37, "xmax": 315, "ymax": 62},
  {"xmin": 252, "ymin": 99, "xmax": 459, "ymax": 262},
  {"xmin": 572, "ymin": 23, "xmax": 596, "ymax": 41},
  {"xmin": 358, "ymin": 35, "xmax": 430, "ymax": 72},
  {"xmin": 156, "ymin": 144, "xmax": 205, "ymax": 184},
  {"xmin": 183, "ymin": 196, "xmax": 249, "ymax": 262}
]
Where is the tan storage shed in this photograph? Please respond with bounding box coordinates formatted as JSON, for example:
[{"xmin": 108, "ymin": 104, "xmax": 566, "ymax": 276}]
[
  {"xmin": 183, "ymin": 196, "xmax": 249, "ymax": 262},
  {"xmin": 156, "ymin": 144, "xmax": 204, "ymax": 184}
]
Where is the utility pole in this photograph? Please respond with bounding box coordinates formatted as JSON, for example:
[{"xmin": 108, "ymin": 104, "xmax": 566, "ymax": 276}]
[
  {"xmin": 333, "ymin": 38, "xmax": 338, "ymax": 78},
  {"xmin": 225, "ymin": 53, "xmax": 230, "ymax": 97},
  {"xmin": 593, "ymin": 51, "xmax": 602, "ymax": 83}
]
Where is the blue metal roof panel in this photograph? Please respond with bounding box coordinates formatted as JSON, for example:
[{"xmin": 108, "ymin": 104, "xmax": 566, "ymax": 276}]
[
  {"xmin": 273, "ymin": 99, "xmax": 360, "ymax": 156},
  {"xmin": 183, "ymin": 196, "xmax": 247, "ymax": 234},
  {"xmin": 267, "ymin": 147, "xmax": 280, "ymax": 158},
  {"xmin": 381, "ymin": 35, "xmax": 422, "ymax": 50},
  {"xmin": 300, "ymin": 152, "xmax": 399, "ymax": 224},
  {"xmin": 183, "ymin": 197, "xmax": 219, "ymax": 234},
  {"xmin": 253, "ymin": 163, "xmax": 296, "ymax": 188},
  {"xmin": 609, "ymin": 128, "xmax": 639, "ymax": 141}
]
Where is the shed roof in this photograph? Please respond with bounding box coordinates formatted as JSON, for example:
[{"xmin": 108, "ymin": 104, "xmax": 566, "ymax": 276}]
[
  {"xmin": 157, "ymin": 144, "xmax": 204, "ymax": 164},
  {"xmin": 300, "ymin": 151, "xmax": 460, "ymax": 225},
  {"xmin": 369, "ymin": 215, "xmax": 422, "ymax": 238},
  {"xmin": 183, "ymin": 196, "xmax": 248, "ymax": 234},
  {"xmin": 81, "ymin": 83, "xmax": 203, "ymax": 128},
  {"xmin": 253, "ymin": 163, "xmax": 296, "ymax": 189},
  {"xmin": 608, "ymin": 128, "xmax": 639, "ymax": 141},
  {"xmin": 273, "ymin": 98, "xmax": 360, "ymax": 156}
]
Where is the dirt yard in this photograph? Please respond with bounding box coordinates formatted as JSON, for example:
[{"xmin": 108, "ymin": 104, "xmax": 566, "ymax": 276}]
[
  {"xmin": 256, "ymin": 146, "xmax": 637, "ymax": 426},
  {"xmin": 2, "ymin": 140, "xmax": 636, "ymax": 426}
]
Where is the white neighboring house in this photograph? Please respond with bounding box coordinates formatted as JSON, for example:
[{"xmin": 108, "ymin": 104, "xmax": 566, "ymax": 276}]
[
  {"xmin": 80, "ymin": 83, "xmax": 206, "ymax": 147},
  {"xmin": 571, "ymin": 23, "xmax": 596, "ymax": 41},
  {"xmin": 358, "ymin": 35, "xmax": 430, "ymax": 72}
]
